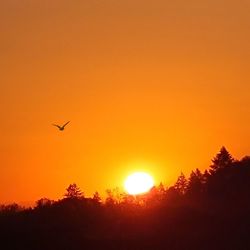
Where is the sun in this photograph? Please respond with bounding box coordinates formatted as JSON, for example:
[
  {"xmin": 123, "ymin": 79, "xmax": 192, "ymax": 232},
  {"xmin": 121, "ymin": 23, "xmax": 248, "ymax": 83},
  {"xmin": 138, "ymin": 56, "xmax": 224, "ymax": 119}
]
[{"xmin": 124, "ymin": 172, "xmax": 154, "ymax": 195}]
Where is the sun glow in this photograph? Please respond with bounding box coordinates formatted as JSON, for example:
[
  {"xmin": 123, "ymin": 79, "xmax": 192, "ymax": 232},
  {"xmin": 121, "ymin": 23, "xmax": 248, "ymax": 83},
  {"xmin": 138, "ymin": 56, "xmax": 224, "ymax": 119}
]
[{"xmin": 124, "ymin": 172, "xmax": 154, "ymax": 195}]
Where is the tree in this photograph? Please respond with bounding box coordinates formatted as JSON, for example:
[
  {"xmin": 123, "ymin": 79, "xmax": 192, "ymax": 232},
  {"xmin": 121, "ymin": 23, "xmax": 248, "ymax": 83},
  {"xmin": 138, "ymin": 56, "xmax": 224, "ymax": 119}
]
[
  {"xmin": 112, "ymin": 187, "xmax": 125, "ymax": 204},
  {"xmin": 174, "ymin": 172, "xmax": 188, "ymax": 195},
  {"xmin": 93, "ymin": 191, "xmax": 102, "ymax": 203},
  {"xmin": 210, "ymin": 146, "xmax": 234, "ymax": 174},
  {"xmin": 187, "ymin": 169, "xmax": 204, "ymax": 196},
  {"xmin": 240, "ymin": 156, "xmax": 250, "ymax": 166},
  {"xmin": 203, "ymin": 170, "xmax": 210, "ymax": 183},
  {"xmin": 0, "ymin": 203, "xmax": 23, "ymax": 214},
  {"xmin": 105, "ymin": 189, "xmax": 115, "ymax": 205},
  {"xmin": 64, "ymin": 183, "xmax": 83, "ymax": 199},
  {"xmin": 158, "ymin": 182, "xmax": 166, "ymax": 194},
  {"xmin": 36, "ymin": 198, "xmax": 54, "ymax": 208}
]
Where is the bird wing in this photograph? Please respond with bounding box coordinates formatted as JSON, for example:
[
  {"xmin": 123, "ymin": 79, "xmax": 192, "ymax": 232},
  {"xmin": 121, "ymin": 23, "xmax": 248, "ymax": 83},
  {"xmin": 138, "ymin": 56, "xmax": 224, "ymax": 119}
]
[
  {"xmin": 52, "ymin": 124, "xmax": 61, "ymax": 129},
  {"xmin": 62, "ymin": 121, "xmax": 70, "ymax": 128}
]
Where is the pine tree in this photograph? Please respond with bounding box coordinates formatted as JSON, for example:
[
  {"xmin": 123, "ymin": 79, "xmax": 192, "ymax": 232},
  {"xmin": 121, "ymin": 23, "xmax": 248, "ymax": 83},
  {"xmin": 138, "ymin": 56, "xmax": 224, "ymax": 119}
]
[
  {"xmin": 187, "ymin": 169, "xmax": 204, "ymax": 195},
  {"xmin": 158, "ymin": 182, "xmax": 166, "ymax": 194},
  {"xmin": 210, "ymin": 147, "xmax": 234, "ymax": 174},
  {"xmin": 64, "ymin": 183, "xmax": 83, "ymax": 199},
  {"xmin": 174, "ymin": 172, "xmax": 188, "ymax": 195},
  {"xmin": 203, "ymin": 170, "xmax": 210, "ymax": 182}
]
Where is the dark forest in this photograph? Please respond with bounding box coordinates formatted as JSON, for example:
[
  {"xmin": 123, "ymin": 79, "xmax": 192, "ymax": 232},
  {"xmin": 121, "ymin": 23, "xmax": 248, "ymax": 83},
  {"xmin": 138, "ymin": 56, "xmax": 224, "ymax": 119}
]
[{"xmin": 1, "ymin": 147, "xmax": 250, "ymax": 250}]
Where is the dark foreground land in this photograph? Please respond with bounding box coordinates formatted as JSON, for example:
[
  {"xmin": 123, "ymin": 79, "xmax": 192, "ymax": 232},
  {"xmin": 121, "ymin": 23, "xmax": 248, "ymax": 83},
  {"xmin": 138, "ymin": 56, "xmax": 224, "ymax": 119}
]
[{"xmin": 1, "ymin": 147, "xmax": 250, "ymax": 250}]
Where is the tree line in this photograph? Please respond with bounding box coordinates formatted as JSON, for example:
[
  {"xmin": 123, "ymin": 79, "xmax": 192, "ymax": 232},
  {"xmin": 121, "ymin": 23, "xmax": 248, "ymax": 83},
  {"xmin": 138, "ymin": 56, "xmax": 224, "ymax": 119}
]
[{"xmin": 1, "ymin": 147, "xmax": 250, "ymax": 250}]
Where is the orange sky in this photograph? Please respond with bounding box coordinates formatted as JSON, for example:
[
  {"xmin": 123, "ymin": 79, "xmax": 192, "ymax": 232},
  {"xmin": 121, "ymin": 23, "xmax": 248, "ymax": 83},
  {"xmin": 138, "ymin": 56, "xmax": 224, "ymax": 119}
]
[{"xmin": 1, "ymin": 0, "xmax": 250, "ymax": 204}]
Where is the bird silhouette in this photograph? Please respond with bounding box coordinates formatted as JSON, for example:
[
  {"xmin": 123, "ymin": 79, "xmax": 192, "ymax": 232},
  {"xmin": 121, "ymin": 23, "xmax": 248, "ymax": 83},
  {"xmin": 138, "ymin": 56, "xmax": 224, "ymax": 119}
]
[{"xmin": 52, "ymin": 121, "xmax": 70, "ymax": 131}]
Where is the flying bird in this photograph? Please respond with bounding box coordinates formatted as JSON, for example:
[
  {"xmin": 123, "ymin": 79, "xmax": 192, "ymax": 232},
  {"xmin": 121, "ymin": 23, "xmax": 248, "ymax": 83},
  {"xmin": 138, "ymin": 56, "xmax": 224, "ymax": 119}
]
[{"xmin": 52, "ymin": 121, "xmax": 70, "ymax": 131}]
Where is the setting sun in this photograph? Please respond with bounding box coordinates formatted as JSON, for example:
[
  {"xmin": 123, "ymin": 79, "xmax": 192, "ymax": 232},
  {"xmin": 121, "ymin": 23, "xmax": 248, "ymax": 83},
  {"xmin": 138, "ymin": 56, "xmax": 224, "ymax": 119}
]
[{"xmin": 124, "ymin": 172, "xmax": 154, "ymax": 195}]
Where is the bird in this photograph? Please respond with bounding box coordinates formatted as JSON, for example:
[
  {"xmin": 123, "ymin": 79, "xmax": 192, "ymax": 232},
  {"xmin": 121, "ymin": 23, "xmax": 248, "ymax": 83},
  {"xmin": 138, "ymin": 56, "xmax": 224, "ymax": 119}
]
[{"xmin": 52, "ymin": 121, "xmax": 70, "ymax": 131}]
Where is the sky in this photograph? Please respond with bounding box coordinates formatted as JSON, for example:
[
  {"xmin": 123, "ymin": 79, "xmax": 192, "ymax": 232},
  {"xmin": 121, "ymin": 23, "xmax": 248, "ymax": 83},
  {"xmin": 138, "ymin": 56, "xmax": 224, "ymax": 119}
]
[{"xmin": 1, "ymin": 0, "xmax": 250, "ymax": 204}]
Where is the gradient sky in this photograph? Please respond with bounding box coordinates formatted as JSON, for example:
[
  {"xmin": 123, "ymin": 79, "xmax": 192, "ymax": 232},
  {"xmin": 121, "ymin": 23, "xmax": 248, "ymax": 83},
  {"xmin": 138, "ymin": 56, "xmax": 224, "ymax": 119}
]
[{"xmin": 1, "ymin": 0, "xmax": 250, "ymax": 204}]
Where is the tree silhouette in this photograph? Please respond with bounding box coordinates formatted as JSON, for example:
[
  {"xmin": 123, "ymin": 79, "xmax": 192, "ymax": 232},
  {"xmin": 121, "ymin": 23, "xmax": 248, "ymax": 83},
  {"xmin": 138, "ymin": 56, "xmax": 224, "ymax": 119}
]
[
  {"xmin": 105, "ymin": 189, "xmax": 115, "ymax": 205},
  {"xmin": 187, "ymin": 169, "xmax": 204, "ymax": 196},
  {"xmin": 36, "ymin": 198, "xmax": 54, "ymax": 208},
  {"xmin": 0, "ymin": 203, "xmax": 23, "ymax": 214},
  {"xmin": 1, "ymin": 148, "xmax": 250, "ymax": 250},
  {"xmin": 209, "ymin": 146, "xmax": 234, "ymax": 174},
  {"xmin": 93, "ymin": 191, "xmax": 101, "ymax": 203},
  {"xmin": 174, "ymin": 172, "xmax": 188, "ymax": 195},
  {"xmin": 203, "ymin": 169, "xmax": 210, "ymax": 182},
  {"xmin": 157, "ymin": 182, "xmax": 167, "ymax": 197},
  {"xmin": 64, "ymin": 183, "xmax": 83, "ymax": 199}
]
